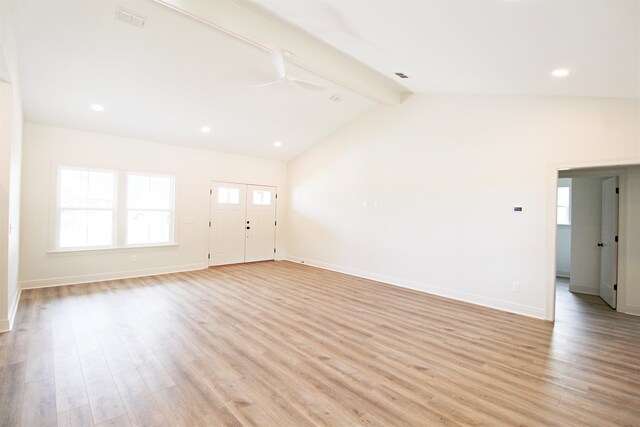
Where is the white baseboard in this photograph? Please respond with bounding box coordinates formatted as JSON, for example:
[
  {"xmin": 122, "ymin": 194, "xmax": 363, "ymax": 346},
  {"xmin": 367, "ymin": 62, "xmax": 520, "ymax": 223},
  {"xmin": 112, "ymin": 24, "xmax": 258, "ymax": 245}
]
[
  {"xmin": 0, "ymin": 288, "xmax": 22, "ymax": 333},
  {"xmin": 621, "ymin": 305, "xmax": 640, "ymax": 316},
  {"xmin": 285, "ymin": 256, "xmax": 546, "ymax": 320},
  {"xmin": 8, "ymin": 287, "xmax": 21, "ymax": 330},
  {"xmin": 20, "ymin": 263, "xmax": 208, "ymax": 289},
  {"xmin": 569, "ymin": 284, "xmax": 600, "ymax": 295}
]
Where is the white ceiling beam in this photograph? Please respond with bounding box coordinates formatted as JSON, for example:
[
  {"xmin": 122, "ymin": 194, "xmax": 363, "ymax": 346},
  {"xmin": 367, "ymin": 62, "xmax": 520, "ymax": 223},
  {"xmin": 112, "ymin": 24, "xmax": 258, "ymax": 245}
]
[{"xmin": 152, "ymin": 0, "xmax": 409, "ymax": 105}]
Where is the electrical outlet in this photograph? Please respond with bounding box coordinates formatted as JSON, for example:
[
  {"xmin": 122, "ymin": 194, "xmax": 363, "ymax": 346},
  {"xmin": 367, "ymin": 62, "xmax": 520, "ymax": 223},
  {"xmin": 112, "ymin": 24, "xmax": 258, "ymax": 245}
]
[{"xmin": 512, "ymin": 282, "xmax": 520, "ymax": 292}]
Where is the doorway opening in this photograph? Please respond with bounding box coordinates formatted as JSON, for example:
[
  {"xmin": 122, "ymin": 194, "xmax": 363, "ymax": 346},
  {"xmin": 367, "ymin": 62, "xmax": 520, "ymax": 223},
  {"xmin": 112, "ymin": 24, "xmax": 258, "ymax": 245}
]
[
  {"xmin": 552, "ymin": 164, "xmax": 640, "ymax": 321},
  {"xmin": 555, "ymin": 175, "xmax": 619, "ymax": 321}
]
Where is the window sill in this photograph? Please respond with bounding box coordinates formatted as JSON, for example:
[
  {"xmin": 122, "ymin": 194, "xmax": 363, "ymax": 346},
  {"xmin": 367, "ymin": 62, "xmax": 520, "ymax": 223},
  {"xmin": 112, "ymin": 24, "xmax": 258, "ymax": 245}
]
[{"xmin": 47, "ymin": 243, "xmax": 179, "ymax": 255}]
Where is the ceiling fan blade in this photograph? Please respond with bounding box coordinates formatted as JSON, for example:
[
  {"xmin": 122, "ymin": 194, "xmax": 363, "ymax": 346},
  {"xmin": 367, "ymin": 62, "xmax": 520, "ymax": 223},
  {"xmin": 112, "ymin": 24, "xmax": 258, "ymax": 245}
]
[
  {"xmin": 271, "ymin": 49, "xmax": 287, "ymax": 80},
  {"xmin": 251, "ymin": 80, "xmax": 279, "ymax": 88},
  {"xmin": 290, "ymin": 78, "xmax": 327, "ymax": 92}
]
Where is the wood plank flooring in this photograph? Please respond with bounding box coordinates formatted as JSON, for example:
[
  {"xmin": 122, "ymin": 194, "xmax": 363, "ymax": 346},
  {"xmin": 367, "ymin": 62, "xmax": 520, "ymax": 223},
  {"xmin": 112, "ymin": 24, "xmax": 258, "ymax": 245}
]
[{"xmin": 1, "ymin": 261, "xmax": 639, "ymax": 426}]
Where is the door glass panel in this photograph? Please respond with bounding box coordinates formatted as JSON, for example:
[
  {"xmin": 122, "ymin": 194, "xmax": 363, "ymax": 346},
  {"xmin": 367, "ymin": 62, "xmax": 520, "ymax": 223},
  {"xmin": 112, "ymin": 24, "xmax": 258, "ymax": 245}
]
[
  {"xmin": 252, "ymin": 190, "xmax": 271, "ymax": 206},
  {"xmin": 218, "ymin": 188, "xmax": 229, "ymax": 204},
  {"xmin": 218, "ymin": 187, "xmax": 240, "ymax": 204},
  {"xmin": 228, "ymin": 188, "xmax": 240, "ymax": 204}
]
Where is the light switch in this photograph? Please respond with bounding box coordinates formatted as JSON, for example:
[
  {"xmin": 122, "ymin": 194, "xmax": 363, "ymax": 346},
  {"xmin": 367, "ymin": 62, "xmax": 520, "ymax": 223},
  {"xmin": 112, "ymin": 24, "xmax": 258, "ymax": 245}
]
[{"xmin": 130, "ymin": 15, "xmax": 145, "ymax": 28}]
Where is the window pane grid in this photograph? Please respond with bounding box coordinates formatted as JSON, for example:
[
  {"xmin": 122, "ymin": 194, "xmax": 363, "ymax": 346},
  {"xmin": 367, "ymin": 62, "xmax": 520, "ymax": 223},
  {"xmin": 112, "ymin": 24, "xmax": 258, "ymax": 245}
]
[
  {"xmin": 218, "ymin": 187, "xmax": 240, "ymax": 204},
  {"xmin": 252, "ymin": 190, "xmax": 271, "ymax": 206},
  {"xmin": 57, "ymin": 167, "xmax": 175, "ymax": 250},
  {"xmin": 58, "ymin": 167, "xmax": 116, "ymax": 249},
  {"xmin": 127, "ymin": 173, "xmax": 174, "ymax": 245}
]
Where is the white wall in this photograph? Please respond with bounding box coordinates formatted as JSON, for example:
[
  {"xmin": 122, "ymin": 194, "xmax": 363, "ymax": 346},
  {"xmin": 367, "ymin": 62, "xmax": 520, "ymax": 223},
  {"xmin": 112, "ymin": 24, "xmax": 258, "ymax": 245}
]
[
  {"xmin": 0, "ymin": 1, "xmax": 24, "ymax": 332},
  {"xmin": 569, "ymin": 177, "xmax": 604, "ymax": 294},
  {"xmin": 19, "ymin": 123, "xmax": 286, "ymax": 288},
  {"xmin": 286, "ymin": 94, "xmax": 639, "ymax": 319},
  {"xmin": 556, "ymin": 178, "xmax": 571, "ymax": 277}
]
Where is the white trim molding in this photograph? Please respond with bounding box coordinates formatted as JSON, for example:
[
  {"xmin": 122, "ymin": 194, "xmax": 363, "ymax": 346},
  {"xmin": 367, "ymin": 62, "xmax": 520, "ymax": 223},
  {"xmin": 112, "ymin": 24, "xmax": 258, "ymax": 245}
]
[
  {"xmin": 20, "ymin": 263, "xmax": 207, "ymax": 289},
  {"xmin": 7, "ymin": 287, "xmax": 21, "ymax": 330},
  {"xmin": 621, "ymin": 305, "xmax": 640, "ymax": 316},
  {"xmin": 285, "ymin": 256, "xmax": 546, "ymax": 320}
]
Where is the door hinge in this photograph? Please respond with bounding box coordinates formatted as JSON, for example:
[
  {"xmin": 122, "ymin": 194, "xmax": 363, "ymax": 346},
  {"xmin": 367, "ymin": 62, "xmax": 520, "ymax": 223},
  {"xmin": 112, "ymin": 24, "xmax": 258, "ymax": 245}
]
[
  {"xmin": 615, "ymin": 236, "xmax": 618, "ymax": 243},
  {"xmin": 614, "ymin": 284, "xmax": 617, "ymax": 291},
  {"xmin": 274, "ymin": 248, "xmax": 276, "ymax": 253},
  {"xmin": 210, "ymin": 189, "xmax": 212, "ymax": 195},
  {"xmin": 209, "ymin": 221, "xmax": 211, "ymax": 227},
  {"xmin": 275, "ymin": 194, "xmax": 278, "ymax": 199},
  {"xmin": 616, "ymin": 187, "xmax": 619, "ymax": 194},
  {"xmin": 208, "ymin": 254, "xmax": 210, "ymax": 259},
  {"xmin": 275, "ymin": 220, "xmax": 277, "ymax": 226}
]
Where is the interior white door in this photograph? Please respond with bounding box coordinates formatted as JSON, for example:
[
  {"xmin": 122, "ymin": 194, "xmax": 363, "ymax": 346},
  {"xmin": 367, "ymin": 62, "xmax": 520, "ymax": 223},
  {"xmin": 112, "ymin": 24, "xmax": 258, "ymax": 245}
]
[
  {"xmin": 245, "ymin": 185, "xmax": 277, "ymax": 263},
  {"xmin": 209, "ymin": 182, "xmax": 247, "ymax": 266},
  {"xmin": 599, "ymin": 176, "xmax": 618, "ymax": 308}
]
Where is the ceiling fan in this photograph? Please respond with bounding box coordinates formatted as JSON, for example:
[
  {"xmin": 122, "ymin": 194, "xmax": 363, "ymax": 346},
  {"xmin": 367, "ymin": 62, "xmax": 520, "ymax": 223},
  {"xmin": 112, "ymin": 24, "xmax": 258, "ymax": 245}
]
[{"xmin": 253, "ymin": 48, "xmax": 326, "ymax": 92}]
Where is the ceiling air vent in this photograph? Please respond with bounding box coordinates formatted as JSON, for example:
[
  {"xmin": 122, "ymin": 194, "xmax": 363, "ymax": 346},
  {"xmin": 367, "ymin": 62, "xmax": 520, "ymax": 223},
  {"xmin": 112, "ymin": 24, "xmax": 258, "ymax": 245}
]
[
  {"xmin": 116, "ymin": 7, "xmax": 145, "ymax": 29},
  {"xmin": 395, "ymin": 72, "xmax": 409, "ymax": 79}
]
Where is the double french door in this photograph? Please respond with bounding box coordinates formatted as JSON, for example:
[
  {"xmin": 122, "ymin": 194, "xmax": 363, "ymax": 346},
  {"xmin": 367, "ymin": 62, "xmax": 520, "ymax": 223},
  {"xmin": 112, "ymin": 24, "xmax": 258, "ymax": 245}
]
[{"xmin": 208, "ymin": 181, "xmax": 276, "ymax": 266}]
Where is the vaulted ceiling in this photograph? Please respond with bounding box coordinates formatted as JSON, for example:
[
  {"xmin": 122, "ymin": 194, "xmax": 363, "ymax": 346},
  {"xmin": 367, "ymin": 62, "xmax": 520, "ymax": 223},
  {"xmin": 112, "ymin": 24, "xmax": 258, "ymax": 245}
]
[
  {"xmin": 12, "ymin": 0, "xmax": 639, "ymax": 162},
  {"xmin": 255, "ymin": 0, "xmax": 639, "ymax": 99},
  {"xmin": 12, "ymin": 0, "xmax": 380, "ymax": 161}
]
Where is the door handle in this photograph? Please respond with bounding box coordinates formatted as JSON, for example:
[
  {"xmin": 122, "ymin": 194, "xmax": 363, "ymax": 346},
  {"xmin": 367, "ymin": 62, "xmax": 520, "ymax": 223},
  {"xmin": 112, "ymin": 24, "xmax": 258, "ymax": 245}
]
[{"xmin": 597, "ymin": 243, "xmax": 604, "ymax": 247}]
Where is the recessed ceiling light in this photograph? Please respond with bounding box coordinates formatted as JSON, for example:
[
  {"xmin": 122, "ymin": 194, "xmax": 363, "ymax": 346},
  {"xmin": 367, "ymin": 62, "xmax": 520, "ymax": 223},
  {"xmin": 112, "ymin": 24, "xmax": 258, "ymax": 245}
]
[
  {"xmin": 551, "ymin": 69, "xmax": 570, "ymax": 78},
  {"xmin": 201, "ymin": 126, "xmax": 210, "ymax": 134},
  {"xmin": 274, "ymin": 141, "xmax": 282, "ymax": 147},
  {"xmin": 91, "ymin": 104, "xmax": 104, "ymax": 112}
]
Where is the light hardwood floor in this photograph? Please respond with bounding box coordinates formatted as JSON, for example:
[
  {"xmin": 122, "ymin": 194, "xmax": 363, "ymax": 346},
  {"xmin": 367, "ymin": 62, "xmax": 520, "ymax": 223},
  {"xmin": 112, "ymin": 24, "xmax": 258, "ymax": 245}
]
[{"xmin": 1, "ymin": 262, "xmax": 639, "ymax": 426}]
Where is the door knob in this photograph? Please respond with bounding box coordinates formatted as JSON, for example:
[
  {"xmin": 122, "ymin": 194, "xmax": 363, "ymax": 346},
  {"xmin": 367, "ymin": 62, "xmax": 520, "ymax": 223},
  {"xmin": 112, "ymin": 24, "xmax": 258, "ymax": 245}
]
[{"xmin": 597, "ymin": 243, "xmax": 604, "ymax": 247}]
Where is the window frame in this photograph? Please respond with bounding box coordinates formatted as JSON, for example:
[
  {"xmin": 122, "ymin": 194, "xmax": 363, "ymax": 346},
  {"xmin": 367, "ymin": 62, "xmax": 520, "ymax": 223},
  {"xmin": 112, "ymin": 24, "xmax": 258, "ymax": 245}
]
[
  {"xmin": 52, "ymin": 165, "xmax": 177, "ymax": 253},
  {"xmin": 56, "ymin": 166, "xmax": 118, "ymax": 250},
  {"xmin": 124, "ymin": 171, "xmax": 176, "ymax": 248}
]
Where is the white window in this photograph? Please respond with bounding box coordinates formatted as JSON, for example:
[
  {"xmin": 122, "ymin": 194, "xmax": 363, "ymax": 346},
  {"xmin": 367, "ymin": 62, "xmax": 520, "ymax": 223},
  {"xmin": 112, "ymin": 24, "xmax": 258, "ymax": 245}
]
[
  {"xmin": 57, "ymin": 167, "xmax": 117, "ymax": 249},
  {"xmin": 557, "ymin": 186, "xmax": 571, "ymax": 225},
  {"xmin": 127, "ymin": 173, "xmax": 175, "ymax": 245},
  {"xmin": 252, "ymin": 190, "xmax": 272, "ymax": 206},
  {"xmin": 218, "ymin": 187, "xmax": 240, "ymax": 204}
]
